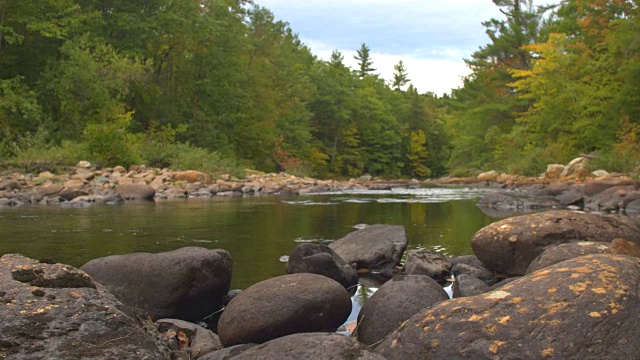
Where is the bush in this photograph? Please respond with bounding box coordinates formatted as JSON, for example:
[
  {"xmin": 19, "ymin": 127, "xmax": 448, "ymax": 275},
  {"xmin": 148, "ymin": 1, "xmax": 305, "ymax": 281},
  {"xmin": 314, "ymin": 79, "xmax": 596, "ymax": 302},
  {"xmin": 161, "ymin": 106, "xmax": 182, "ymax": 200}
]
[
  {"xmin": 81, "ymin": 109, "xmax": 142, "ymax": 168},
  {"xmin": 170, "ymin": 143, "xmax": 245, "ymax": 178}
]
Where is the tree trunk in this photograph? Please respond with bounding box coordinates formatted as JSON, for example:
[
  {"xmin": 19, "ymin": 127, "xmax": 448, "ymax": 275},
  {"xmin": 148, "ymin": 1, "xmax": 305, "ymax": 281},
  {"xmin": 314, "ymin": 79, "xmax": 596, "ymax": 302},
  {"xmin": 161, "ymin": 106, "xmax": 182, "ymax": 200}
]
[{"xmin": 0, "ymin": 0, "xmax": 6, "ymax": 51}]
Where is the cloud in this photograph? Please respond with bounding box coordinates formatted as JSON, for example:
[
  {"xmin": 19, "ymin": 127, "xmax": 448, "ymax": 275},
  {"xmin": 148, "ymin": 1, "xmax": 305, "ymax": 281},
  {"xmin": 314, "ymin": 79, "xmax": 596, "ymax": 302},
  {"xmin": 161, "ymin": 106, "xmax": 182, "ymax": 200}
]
[
  {"xmin": 304, "ymin": 38, "xmax": 470, "ymax": 96},
  {"xmin": 257, "ymin": 0, "xmax": 561, "ymax": 94}
]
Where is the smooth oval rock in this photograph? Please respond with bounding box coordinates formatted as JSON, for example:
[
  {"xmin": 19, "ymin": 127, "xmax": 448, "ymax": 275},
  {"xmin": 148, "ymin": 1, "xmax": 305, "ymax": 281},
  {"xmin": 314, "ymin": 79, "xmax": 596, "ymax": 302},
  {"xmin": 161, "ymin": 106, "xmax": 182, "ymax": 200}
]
[
  {"xmin": 211, "ymin": 333, "xmax": 385, "ymax": 360},
  {"xmin": 328, "ymin": 224, "xmax": 408, "ymax": 275},
  {"xmin": 377, "ymin": 254, "xmax": 640, "ymax": 359},
  {"xmin": 525, "ymin": 241, "xmax": 610, "ymax": 274},
  {"xmin": 471, "ymin": 210, "xmax": 640, "ymax": 276},
  {"xmin": 217, "ymin": 273, "xmax": 351, "ymax": 347},
  {"xmin": 285, "ymin": 243, "xmax": 358, "ymax": 289},
  {"xmin": 356, "ymin": 275, "xmax": 448, "ymax": 345},
  {"xmin": 81, "ymin": 247, "xmax": 232, "ymax": 322}
]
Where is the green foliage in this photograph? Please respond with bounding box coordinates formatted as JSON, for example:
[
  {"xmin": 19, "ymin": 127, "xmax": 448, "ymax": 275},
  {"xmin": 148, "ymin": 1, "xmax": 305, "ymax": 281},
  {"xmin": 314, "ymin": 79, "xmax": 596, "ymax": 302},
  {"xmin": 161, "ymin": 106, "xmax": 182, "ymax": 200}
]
[
  {"xmin": 81, "ymin": 108, "xmax": 142, "ymax": 168},
  {"xmin": 169, "ymin": 144, "xmax": 246, "ymax": 178},
  {"xmin": 354, "ymin": 42, "xmax": 376, "ymax": 78}
]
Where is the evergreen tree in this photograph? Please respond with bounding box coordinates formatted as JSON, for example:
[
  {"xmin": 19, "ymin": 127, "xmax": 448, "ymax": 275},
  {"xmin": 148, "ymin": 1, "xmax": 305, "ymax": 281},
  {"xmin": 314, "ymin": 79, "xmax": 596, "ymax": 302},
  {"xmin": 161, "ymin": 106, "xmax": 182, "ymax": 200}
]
[
  {"xmin": 392, "ymin": 60, "xmax": 410, "ymax": 90},
  {"xmin": 354, "ymin": 42, "xmax": 376, "ymax": 78}
]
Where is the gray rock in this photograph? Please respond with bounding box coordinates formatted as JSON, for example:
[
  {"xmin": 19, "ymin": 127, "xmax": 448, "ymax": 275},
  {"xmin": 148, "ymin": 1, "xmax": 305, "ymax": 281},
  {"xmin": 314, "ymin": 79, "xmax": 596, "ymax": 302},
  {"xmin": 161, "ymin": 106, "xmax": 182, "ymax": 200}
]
[
  {"xmin": 217, "ymin": 273, "xmax": 351, "ymax": 347},
  {"xmin": 0, "ymin": 254, "xmax": 170, "ymax": 359},
  {"xmin": 525, "ymin": 241, "xmax": 610, "ymax": 274},
  {"xmin": 471, "ymin": 210, "xmax": 640, "ymax": 276},
  {"xmin": 81, "ymin": 247, "xmax": 232, "ymax": 322},
  {"xmin": 329, "ymin": 224, "xmax": 408, "ymax": 276},
  {"xmin": 452, "ymin": 263, "xmax": 497, "ymax": 285},
  {"xmin": 156, "ymin": 318, "xmax": 222, "ymax": 359},
  {"xmin": 115, "ymin": 183, "xmax": 156, "ymax": 200},
  {"xmin": 0, "ymin": 179, "xmax": 21, "ymax": 191},
  {"xmin": 286, "ymin": 243, "xmax": 358, "ymax": 289},
  {"xmin": 356, "ymin": 275, "xmax": 449, "ymax": 345},
  {"xmin": 403, "ymin": 249, "xmax": 452, "ymax": 283},
  {"xmin": 214, "ymin": 333, "xmax": 386, "ymax": 360},
  {"xmin": 452, "ymin": 274, "xmax": 489, "ymax": 298},
  {"xmin": 377, "ymin": 254, "xmax": 640, "ymax": 359},
  {"xmin": 199, "ymin": 344, "xmax": 257, "ymax": 360}
]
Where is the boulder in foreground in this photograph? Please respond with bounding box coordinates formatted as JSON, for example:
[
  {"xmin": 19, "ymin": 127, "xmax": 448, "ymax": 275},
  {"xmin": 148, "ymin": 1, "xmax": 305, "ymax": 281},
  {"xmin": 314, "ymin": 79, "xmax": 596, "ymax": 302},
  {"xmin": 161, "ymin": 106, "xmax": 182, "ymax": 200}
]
[
  {"xmin": 471, "ymin": 210, "xmax": 640, "ymax": 275},
  {"xmin": 217, "ymin": 273, "xmax": 351, "ymax": 347},
  {"xmin": 377, "ymin": 254, "xmax": 640, "ymax": 359},
  {"xmin": 81, "ymin": 247, "xmax": 232, "ymax": 322},
  {"xmin": 0, "ymin": 254, "xmax": 169, "ymax": 359}
]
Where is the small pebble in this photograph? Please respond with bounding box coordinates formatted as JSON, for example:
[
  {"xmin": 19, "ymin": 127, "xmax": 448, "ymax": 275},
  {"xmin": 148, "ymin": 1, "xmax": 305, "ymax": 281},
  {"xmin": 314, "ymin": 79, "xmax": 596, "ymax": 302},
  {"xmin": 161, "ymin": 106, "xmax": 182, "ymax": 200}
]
[{"xmin": 32, "ymin": 289, "xmax": 46, "ymax": 297}]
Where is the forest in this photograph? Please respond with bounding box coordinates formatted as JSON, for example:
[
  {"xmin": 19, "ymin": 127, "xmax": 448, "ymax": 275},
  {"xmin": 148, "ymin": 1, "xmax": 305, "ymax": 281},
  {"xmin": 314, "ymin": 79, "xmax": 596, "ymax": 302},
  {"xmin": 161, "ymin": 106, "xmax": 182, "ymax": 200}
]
[{"xmin": 0, "ymin": 0, "xmax": 638, "ymax": 179}]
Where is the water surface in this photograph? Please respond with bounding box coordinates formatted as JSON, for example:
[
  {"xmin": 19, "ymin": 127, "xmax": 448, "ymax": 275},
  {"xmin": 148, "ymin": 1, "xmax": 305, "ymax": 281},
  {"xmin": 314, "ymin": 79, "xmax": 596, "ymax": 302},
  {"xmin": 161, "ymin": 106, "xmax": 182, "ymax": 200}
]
[{"xmin": 0, "ymin": 187, "xmax": 496, "ymax": 289}]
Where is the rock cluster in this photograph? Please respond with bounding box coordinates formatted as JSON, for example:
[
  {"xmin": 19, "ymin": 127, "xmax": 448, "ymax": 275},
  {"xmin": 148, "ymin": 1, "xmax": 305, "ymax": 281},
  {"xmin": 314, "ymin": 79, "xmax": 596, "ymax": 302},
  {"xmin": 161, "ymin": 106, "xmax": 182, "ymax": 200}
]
[
  {"xmin": 5, "ymin": 200, "xmax": 640, "ymax": 358},
  {"xmin": 0, "ymin": 163, "xmax": 426, "ymax": 207}
]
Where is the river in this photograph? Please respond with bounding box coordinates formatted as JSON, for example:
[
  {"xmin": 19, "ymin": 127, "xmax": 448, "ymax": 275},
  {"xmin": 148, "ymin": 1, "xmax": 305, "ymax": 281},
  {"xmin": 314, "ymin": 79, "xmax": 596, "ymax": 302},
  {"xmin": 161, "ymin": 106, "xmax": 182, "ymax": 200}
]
[{"xmin": 0, "ymin": 187, "xmax": 496, "ymax": 289}]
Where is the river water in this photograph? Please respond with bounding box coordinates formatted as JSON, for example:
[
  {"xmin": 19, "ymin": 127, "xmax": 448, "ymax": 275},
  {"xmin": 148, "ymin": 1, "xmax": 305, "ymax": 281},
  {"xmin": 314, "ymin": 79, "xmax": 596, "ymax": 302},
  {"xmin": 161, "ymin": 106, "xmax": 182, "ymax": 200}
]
[{"xmin": 0, "ymin": 187, "xmax": 496, "ymax": 289}]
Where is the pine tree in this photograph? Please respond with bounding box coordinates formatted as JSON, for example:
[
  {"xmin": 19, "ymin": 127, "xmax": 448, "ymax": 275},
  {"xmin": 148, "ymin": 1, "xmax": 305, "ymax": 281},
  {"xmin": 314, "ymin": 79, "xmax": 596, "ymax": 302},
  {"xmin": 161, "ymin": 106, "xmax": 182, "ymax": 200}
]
[
  {"xmin": 392, "ymin": 60, "xmax": 410, "ymax": 90},
  {"xmin": 354, "ymin": 42, "xmax": 375, "ymax": 78}
]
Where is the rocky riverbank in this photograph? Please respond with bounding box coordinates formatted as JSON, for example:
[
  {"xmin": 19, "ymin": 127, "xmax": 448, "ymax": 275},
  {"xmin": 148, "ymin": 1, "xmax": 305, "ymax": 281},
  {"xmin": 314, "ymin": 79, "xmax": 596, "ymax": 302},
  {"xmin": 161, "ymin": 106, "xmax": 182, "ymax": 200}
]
[
  {"xmin": 0, "ymin": 156, "xmax": 628, "ymax": 209},
  {"xmin": 4, "ymin": 210, "xmax": 640, "ymax": 359}
]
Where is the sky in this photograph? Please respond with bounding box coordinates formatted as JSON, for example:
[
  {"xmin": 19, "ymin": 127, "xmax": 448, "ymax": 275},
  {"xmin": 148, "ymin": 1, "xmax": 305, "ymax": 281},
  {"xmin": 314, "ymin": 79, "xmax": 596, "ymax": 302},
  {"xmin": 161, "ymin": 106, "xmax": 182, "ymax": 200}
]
[{"xmin": 255, "ymin": 0, "xmax": 559, "ymax": 96}]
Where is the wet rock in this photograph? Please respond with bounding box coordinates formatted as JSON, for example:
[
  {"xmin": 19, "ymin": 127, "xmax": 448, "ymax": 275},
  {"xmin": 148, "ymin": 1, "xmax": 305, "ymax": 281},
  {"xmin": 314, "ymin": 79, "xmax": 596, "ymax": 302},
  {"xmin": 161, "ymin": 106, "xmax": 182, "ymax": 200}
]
[
  {"xmin": 217, "ymin": 273, "xmax": 351, "ymax": 347},
  {"xmin": 452, "ymin": 274, "xmax": 489, "ymax": 298},
  {"xmin": 555, "ymin": 185, "xmax": 584, "ymax": 206},
  {"xmin": 156, "ymin": 318, "xmax": 222, "ymax": 359},
  {"xmin": 377, "ymin": 254, "xmax": 640, "ymax": 359},
  {"xmin": 81, "ymin": 247, "xmax": 232, "ymax": 322},
  {"xmin": 0, "ymin": 254, "xmax": 170, "ymax": 359},
  {"xmin": 471, "ymin": 210, "xmax": 640, "ymax": 276},
  {"xmin": 210, "ymin": 333, "xmax": 385, "ymax": 360},
  {"xmin": 402, "ymin": 249, "xmax": 452, "ymax": 283},
  {"xmin": 451, "ymin": 255, "xmax": 485, "ymax": 269},
  {"xmin": 356, "ymin": 275, "xmax": 448, "ymax": 345},
  {"xmin": 452, "ymin": 263, "xmax": 497, "ymax": 285},
  {"xmin": 477, "ymin": 191, "xmax": 561, "ymax": 212},
  {"xmin": 285, "ymin": 244, "xmax": 358, "ymax": 289},
  {"xmin": 525, "ymin": 241, "xmax": 610, "ymax": 274},
  {"xmin": 328, "ymin": 224, "xmax": 408, "ymax": 276}
]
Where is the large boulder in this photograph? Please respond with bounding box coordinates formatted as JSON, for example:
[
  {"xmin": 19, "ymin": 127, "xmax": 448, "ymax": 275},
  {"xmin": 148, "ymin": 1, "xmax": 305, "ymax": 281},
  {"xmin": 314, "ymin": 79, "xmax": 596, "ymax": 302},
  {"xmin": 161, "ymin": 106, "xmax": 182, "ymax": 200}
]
[
  {"xmin": 377, "ymin": 254, "xmax": 640, "ymax": 359},
  {"xmin": 356, "ymin": 275, "xmax": 449, "ymax": 345},
  {"xmin": 403, "ymin": 249, "xmax": 452, "ymax": 283},
  {"xmin": 328, "ymin": 224, "xmax": 408, "ymax": 275},
  {"xmin": 115, "ymin": 183, "xmax": 156, "ymax": 200},
  {"xmin": 0, "ymin": 254, "xmax": 170, "ymax": 359},
  {"xmin": 525, "ymin": 241, "xmax": 610, "ymax": 274},
  {"xmin": 81, "ymin": 247, "xmax": 232, "ymax": 322},
  {"xmin": 204, "ymin": 333, "xmax": 385, "ymax": 360},
  {"xmin": 285, "ymin": 243, "xmax": 358, "ymax": 289},
  {"xmin": 217, "ymin": 273, "xmax": 351, "ymax": 347},
  {"xmin": 471, "ymin": 210, "xmax": 640, "ymax": 276}
]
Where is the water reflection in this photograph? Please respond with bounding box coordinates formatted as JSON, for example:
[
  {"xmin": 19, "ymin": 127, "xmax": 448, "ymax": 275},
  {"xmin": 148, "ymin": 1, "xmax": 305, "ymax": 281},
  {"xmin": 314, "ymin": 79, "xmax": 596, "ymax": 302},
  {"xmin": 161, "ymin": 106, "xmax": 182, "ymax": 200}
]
[{"xmin": 0, "ymin": 189, "xmax": 497, "ymax": 289}]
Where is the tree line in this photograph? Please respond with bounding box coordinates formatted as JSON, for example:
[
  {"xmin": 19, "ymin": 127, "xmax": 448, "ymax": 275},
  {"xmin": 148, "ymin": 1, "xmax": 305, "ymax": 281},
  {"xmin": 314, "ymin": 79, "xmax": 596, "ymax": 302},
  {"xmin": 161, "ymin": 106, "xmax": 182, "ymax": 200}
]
[{"xmin": 0, "ymin": 0, "xmax": 638, "ymax": 178}]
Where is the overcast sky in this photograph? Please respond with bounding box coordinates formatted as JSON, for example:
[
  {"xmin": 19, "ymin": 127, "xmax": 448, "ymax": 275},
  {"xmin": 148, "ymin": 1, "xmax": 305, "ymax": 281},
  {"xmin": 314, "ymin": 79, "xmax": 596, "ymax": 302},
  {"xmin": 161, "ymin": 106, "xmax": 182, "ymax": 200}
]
[{"xmin": 255, "ymin": 0, "xmax": 560, "ymax": 96}]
